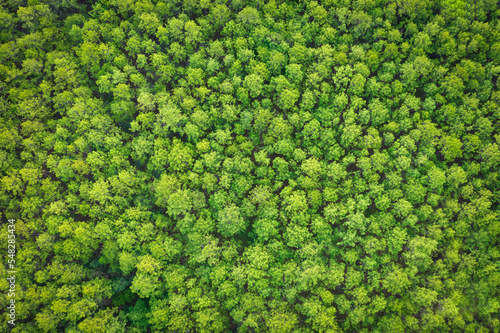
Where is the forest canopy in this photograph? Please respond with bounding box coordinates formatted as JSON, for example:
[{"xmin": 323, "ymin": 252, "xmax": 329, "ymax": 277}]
[{"xmin": 1, "ymin": 0, "xmax": 500, "ymax": 332}]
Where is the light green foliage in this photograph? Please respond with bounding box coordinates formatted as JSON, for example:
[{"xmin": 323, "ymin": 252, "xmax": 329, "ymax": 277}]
[
  {"xmin": 167, "ymin": 140, "xmax": 193, "ymax": 172},
  {"xmin": 388, "ymin": 227, "xmax": 407, "ymax": 256},
  {"xmin": 238, "ymin": 7, "xmax": 261, "ymax": 25},
  {"xmin": 1, "ymin": 1, "xmax": 499, "ymax": 332},
  {"xmin": 154, "ymin": 174, "xmax": 180, "ymax": 207},
  {"xmin": 155, "ymin": 102, "xmax": 187, "ymax": 136},
  {"xmin": 441, "ymin": 136, "xmax": 463, "ymax": 161},
  {"xmin": 217, "ymin": 205, "xmax": 246, "ymax": 237},
  {"xmin": 279, "ymin": 88, "xmax": 300, "ymax": 111},
  {"xmin": 301, "ymin": 158, "xmax": 322, "ymax": 180},
  {"xmin": 130, "ymin": 255, "xmax": 161, "ymax": 298},
  {"xmin": 244, "ymin": 73, "xmax": 264, "ymax": 98},
  {"xmin": 167, "ymin": 190, "xmax": 192, "ymax": 217},
  {"xmin": 382, "ymin": 265, "xmax": 410, "ymax": 295},
  {"xmin": 139, "ymin": 13, "xmax": 159, "ymax": 35},
  {"xmin": 404, "ymin": 236, "xmax": 438, "ymax": 270},
  {"xmin": 427, "ymin": 166, "xmax": 447, "ymax": 193}
]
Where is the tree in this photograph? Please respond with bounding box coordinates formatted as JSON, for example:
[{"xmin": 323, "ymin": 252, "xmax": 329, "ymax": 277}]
[
  {"xmin": 388, "ymin": 227, "xmax": 407, "ymax": 257},
  {"xmin": 285, "ymin": 64, "xmax": 304, "ymax": 85},
  {"xmin": 279, "ymin": 88, "xmax": 299, "ymax": 111},
  {"xmin": 130, "ymin": 255, "xmax": 161, "ymax": 298},
  {"xmin": 243, "ymin": 73, "xmax": 264, "ymax": 98},
  {"xmin": 217, "ymin": 205, "xmax": 246, "ymax": 237},
  {"xmin": 404, "ymin": 236, "xmax": 438, "ymax": 270},
  {"xmin": 382, "ymin": 265, "xmax": 410, "ymax": 295},
  {"xmin": 139, "ymin": 13, "xmax": 160, "ymax": 35},
  {"xmin": 167, "ymin": 190, "xmax": 192, "ymax": 217},
  {"xmin": 167, "ymin": 140, "xmax": 194, "ymax": 172},
  {"xmin": 301, "ymin": 158, "xmax": 322, "ymax": 180},
  {"xmin": 237, "ymin": 7, "xmax": 261, "ymax": 26},
  {"xmin": 253, "ymin": 218, "xmax": 279, "ymax": 242},
  {"xmin": 266, "ymin": 309, "xmax": 299, "ymax": 333},
  {"xmin": 427, "ymin": 166, "xmax": 447, "ymax": 193},
  {"xmin": 480, "ymin": 143, "xmax": 500, "ymax": 170},
  {"xmin": 154, "ymin": 174, "xmax": 180, "ymax": 208},
  {"xmin": 441, "ymin": 135, "xmax": 463, "ymax": 161}
]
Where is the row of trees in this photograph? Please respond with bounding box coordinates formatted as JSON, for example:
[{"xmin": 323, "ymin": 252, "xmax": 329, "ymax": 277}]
[{"xmin": 1, "ymin": 0, "xmax": 499, "ymax": 332}]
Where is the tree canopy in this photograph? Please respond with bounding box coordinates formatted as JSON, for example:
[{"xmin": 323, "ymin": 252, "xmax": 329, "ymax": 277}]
[{"xmin": 1, "ymin": 0, "xmax": 500, "ymax": 332}]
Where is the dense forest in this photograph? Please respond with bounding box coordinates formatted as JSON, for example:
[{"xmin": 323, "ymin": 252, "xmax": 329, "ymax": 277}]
[{"xmin": 1, "ymin": 0, "xmax": 500, "ymax": 332}]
